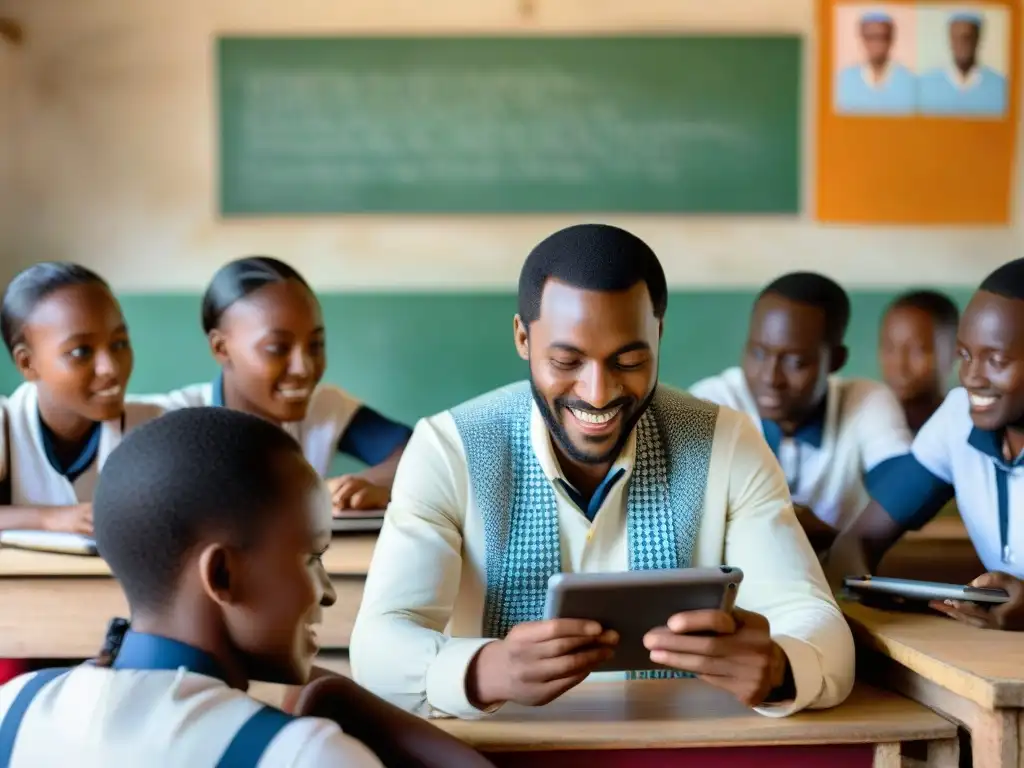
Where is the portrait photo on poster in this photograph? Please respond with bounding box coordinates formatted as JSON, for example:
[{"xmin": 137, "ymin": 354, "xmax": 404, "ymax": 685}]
[
  {"xmin": 834, "ymin": 4, "xmax": 918, "ymax": 115},
  {"xmin": 916, "ymin": 5, "xmax": 1009, "ymax": 117}
]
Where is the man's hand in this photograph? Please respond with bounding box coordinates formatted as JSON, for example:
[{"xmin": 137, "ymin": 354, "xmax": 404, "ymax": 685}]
[
  {"xmin": 42, "ymin": 503, "xmax": 93, "ymax": 535},
  {"xmin": 643, "ymin": 608, "xmax": 790, "ymax": 707},
  {"xmin": 467, "ymin": 619, "xmax": 618, "ymax": 708},
  {"xmin": 929, "ymin": 572, "xmax": 1024, "ymax": 631},
  {"xmin": 327, "ymin": 475, "xmax": 390, "ymax": 512}
]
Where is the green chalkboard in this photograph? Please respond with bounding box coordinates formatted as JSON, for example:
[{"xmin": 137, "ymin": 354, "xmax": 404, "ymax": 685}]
[{"xmin": 217, "ymin": 36, "xmax": 801, "ymax": 214}]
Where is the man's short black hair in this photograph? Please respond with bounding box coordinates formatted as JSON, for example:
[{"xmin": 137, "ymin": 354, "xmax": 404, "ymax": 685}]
[
  {"xmin": 757, "ymin": 271, "xmax": 851, "ymax": 346},
  {"xmin": 979, "ymin": 258, "xmax": 1024, "ymax": 302},
  {"xmin": 93, "ymin": 407, "xmax": 307, "ymax": 613},
  {"xmin": 517, "ymin": 223, "xmax": 668, "ymax": 325},
  {"xmin": 886, "ymin": 289, "xmax": 960, "ymax": 335}
]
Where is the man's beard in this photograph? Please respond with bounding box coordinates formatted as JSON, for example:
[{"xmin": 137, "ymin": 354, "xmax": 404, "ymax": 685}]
[{"xmin": 530, "ymin": 379, "xmax": 657, "ymax": 466}]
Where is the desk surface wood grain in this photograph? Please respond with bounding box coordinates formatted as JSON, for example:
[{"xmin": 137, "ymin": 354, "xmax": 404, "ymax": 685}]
[
  {"xmin": 842, "ymin": 600, "xmax": 1024, "ymax": 710},
  {"xmin": 434, "ymin": 680, "xmax": 954, "ymax": 751},
  {"xmin": 0, "ymin": 533, "xmax": 377, "ymax": 577}
]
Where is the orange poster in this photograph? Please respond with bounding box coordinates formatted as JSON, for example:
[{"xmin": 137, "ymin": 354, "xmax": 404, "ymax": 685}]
[{"xmin": 816, "ymin": 0, "xmax": 1020, "ymax": 223}]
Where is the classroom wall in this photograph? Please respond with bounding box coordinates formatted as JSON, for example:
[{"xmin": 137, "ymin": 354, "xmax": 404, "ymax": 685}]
[
  {"xmin": 0, "ymin": 0, "xmax": 1019, "ymax": 418},
  {"xmin": 1, "ymin": 0, "xmax": 1021, "ymax": 291}
]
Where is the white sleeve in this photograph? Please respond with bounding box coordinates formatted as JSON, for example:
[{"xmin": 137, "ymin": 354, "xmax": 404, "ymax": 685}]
[
  {"xmin": 853, "ymin": 384, "xmax": 913, "ymax": 472},
  {"xmin": 349, "ymin": 415, "xmax": 495, "ymax": 719},
  {"xmin": 910, "ymin": 390, "xmax": 962, "ymax": 484},
  {"xmin": 721, "ymin": 414, "xmax": 855, "ymax": 717},
  {"xmin": 689, "ymin": 375, "xmax": 729, "ymax": 404},
  {"xmin": 263, "ymin": 718, "xmax": 384, "ymax": 767}
]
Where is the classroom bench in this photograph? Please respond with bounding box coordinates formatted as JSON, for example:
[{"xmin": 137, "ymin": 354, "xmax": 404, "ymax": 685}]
[
  {"xmin": 843, "ymin": 600, "xmax": 1024, "ymax": 768},
  {"xmin": 0, "ymin": 534, "xmax": 377, "ymax": 658}
]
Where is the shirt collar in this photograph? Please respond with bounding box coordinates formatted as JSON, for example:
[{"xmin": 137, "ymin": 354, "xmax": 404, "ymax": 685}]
[
  {"xmin": 761, "ymin": 397, "xmax": 827, "ymax": 456},
  {"xmin": 37, "ymin": 412, "xmax": 102, "ymax": 481},
  {"xmin": 112, "ymin": 630, "xmax": 230, "ymax": 684},
  {"xmin": 861, "ymin": 62, "xmax": 892, "ymax": 87},
  {"xmin": 967, "ymin": 427, "xmax": 1024, "ymax": 469},
  {"xmin": 948, "ymin": 65, "xmax": 981, "ymax": 89},
  {"xmin": 211, "ymin": 373, "xmax": 226, "ymax": 407}
]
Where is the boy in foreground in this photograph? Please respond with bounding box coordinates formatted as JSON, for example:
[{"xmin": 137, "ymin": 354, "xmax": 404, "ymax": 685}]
[{"xmin": 0, "ymin": 407, "xmax": 491, "ymax": 765}]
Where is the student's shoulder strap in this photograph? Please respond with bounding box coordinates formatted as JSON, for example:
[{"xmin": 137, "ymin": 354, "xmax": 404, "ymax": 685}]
[
  {"xmin": 215, "ymin": 705, "xmax": 295, "ymax": 768},
  {"xmin": 0, "ymin": 667, "xmax": 70, "ymax": 767},
  {"xmin": 0, "ymin": 403, "xmax": 10, "ymax": 506}
]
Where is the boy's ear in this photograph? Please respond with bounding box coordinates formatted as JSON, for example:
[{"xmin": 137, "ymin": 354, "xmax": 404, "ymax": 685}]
[
  {"xmin": 830, "ymin": 345, "xmax": 849, "ymax": 374},
  {"xmin": 197, "ymin": 543, "xmax": 245, "ymax": 607},
  {"xmin": 513, "ymin": 315, "xmax": 529, "ymax": 362},
  {"xmin": 208, "ymin": 330, "xmax": 230, "ymax": 367},
  {"xmin": 12, "ymin": 343, "xmax": 37, "ymax": 381}
]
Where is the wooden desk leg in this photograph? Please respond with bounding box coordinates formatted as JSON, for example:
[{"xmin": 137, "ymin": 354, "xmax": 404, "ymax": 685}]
[{"xmin": 874, "ymin": 743, "xmax": 900, "ymax": 767}]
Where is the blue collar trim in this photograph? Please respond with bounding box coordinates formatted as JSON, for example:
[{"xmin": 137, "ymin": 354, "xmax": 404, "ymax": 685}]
[
  {"xmin": 112, "ymin": 631, "xmax": 229, "ymax": 683},
  {"xmin": 38, "ymin": 413, "xmax": 102, "ymax": 482},
  {"xmin": 761, "ymin": 398, "xmax": 827, "ymax": 456}
]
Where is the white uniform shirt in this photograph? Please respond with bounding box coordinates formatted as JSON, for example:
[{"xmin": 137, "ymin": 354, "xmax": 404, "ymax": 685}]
[
  {"xmin": 133, "ymin": 381, "xmax": 364, "ymax": 477},
  {"xmin": 871, "ymin": 387, "xmax": 1024, "ymax": 578},
  {"xmin": 0, "ymin": 667, "xmax": 382, "ymax": 766},
  {"xmin": 689, "ymin": 368, "xmax": 912, "ymax": 530},
  {"xmin": 0, "ymin": 383, "xmax": 164, "ymax": 505},
  {"xmin": 350, "ymin": 392, "xmax": 854, "ymax": 720}
]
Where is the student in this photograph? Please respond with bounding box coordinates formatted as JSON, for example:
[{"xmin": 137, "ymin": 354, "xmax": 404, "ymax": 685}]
[
  {"xmin": 0, "ymin": 262, "xmax": 165, "ymax": 684},
  {"xmin": 828, "ymin": 259, "xmax": 1024, "ymax": 631},
  {"xmin": 139, "ymin": 257, "xmax": 411, "ymax": 511},
  {"xmin": 0, "ymin": 407, "xmax": 494, "ymax": 765},
  {"xmin": 351, "ymin": 225, "xmax": 853, "ymax": 718},
  {"xmin": 834, "ymin": 11, "xmax": 916, "ymax": 115},
  {"xmin": 917, "ymin": 13, "xmax": 1007, "ymax": 116},
  {"xmin": 879, "ymin": 289, "xmax": 959, "ymax": 434},
  {"xmin": 689, "ymin": 272, "xmax": 912, "ymax": 551}
]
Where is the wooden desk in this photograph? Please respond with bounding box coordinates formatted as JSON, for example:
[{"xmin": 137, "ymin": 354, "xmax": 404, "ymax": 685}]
[
  {"xmin": 843, "ymin": 600, "xmax": 1024, "ymax": 768},
  {"xmin": 0, "ymin": 534, "xmax": 377, "ymax": 658},
  {"xmin": 434, "ymin": 679, "xmax": 957, "ymax": 767}
]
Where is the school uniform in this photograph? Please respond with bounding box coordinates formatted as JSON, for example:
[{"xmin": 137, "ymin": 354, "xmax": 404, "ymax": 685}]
[
  {"xmin": 917, "ymin": 66, "xmax": 1007, "ymax": 116},
  {"xmin": 133, "ymin": 376, "xmax": 411, "ymax": 476},
  {"xmin": 0, "ymin": 631, "xmax": 382, "ymax": 766},
  {"xmin": 835, "ymin": 62, "xmax": 916, "ymax": 115},
  {"xmin": 870, "ymin": 388, "xmax": 1024, "ymax": 578},
  {"xmin": 0, "ymin": 382, "xmax": 165, "ymax": 506},
  {"xmin": 689, "ymin": 368, "xmax": 913, "ymax": 531}
]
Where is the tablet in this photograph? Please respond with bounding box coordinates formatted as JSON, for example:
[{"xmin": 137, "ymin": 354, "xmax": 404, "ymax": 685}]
[
  {"xmin": 543, "ymin": 566, "xmax": 743, "ymax": 673},
  {"xmin": 844, "ymin": 575, "xmax": 1009, "ymax": 605},
  {"xmin": 0, "ymin": 530, "xmax": 99, "ymax": 557},
  {"xmin": 331, "ymin": 511, "xmax": 384, "ymax": 534}
]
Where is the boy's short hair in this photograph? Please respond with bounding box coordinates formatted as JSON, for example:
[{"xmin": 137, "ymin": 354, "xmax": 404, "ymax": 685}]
[
  {"xmin": 758, "ymin": 272, "xmax": 851, "ymax": 346},
  {"xmin": 885, "ymin": 289, "xmax": 960, "ymax": 336},
  {"xmin": 980, "ymin": 258, "xmax": 1024, "ymax": 302},
  {"xmin": 93, "ymin": 408, "xmax": 307, "ymax": 613}
]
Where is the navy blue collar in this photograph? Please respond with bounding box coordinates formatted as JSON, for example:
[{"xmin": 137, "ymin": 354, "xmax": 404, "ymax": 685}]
[
  {"xmin": 211, "ymin": 373, "xmax": 226, "ymax": 407},
  {"xmin": 968, "ymin": 427, "xmax": 1024, "ymax": 469},
  {"xmin": 112, "ymin": 631, "xmax": 230, "ymax": 684},
  {"xmin": 37, "ymin": 412, "xmax": 102, "ymax": 482},
  {"xmin": 761, "ymin": 398, "xmax": 827, "ymax": 457},
  {"xmin": 556, "ymin": 467, "xmax": 627, "ymax": 522}
]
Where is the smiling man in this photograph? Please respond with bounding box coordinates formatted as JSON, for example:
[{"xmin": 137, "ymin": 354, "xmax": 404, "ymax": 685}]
[
  {"xmin": 350, "ymin": 224, "xmax": 853, "ymax": 719},
  {"xmin": 690, "ymin": 273, "xmax": 913, "ymax": 551},
  {"xmin": 828, "ymin": 259, "xmax": 1024, "ymax": 631}
]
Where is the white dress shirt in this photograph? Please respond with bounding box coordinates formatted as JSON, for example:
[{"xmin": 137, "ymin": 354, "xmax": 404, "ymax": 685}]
[{"xmin": 350, "ymin": 394, "xmax": 854, "ymax": 720}]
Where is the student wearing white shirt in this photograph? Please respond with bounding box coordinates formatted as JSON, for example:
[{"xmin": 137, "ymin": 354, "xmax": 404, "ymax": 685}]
[
  {"xmin": 829, "ymin": 259, "xmax": 1024, "ymax": 631},
  {"xmin": 350, "ymin": 224, "xmax": 854, "ymax": 719},
  {"xmin": 878, "ymin": 289, "xmax": 959, "ymax": 435},
  {"xmin": 137, "ymin": 257, "xmax": 412, "ymax": 511},
  {"xmin": 689, "ymin": 273, "xmax": 912, "ymax": 551},
  {"xmin": 0, "ymin": 263, "xmax": 165, "ymax": 686},
  {"xmin": 0, "ymin": 407, "xmax": 494, "ymax": 766}
]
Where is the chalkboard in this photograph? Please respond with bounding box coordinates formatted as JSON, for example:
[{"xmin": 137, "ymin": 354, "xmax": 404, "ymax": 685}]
[{"xmin": 217, "ymin": 37, "xmax": 801, "ymax": 214}]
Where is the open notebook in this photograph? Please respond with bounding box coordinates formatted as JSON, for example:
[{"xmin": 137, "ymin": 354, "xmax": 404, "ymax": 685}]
[{"xmin": 0, "ymin": 530, "xmax": 98, "ymax": 556}]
